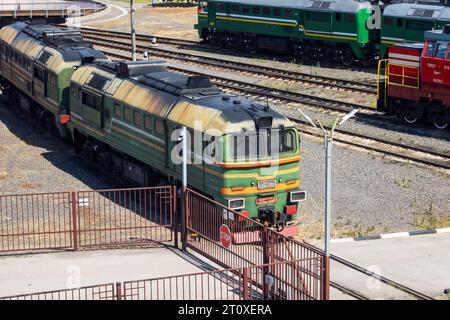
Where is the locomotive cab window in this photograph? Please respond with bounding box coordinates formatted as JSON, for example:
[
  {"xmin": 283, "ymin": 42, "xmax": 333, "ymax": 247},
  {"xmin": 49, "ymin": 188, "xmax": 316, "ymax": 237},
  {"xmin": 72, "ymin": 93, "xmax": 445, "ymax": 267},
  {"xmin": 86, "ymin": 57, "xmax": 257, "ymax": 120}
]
[
  {"xmin": 397, "ymin": 19, "xmax": 403, "ymax": 27},
  {"xmin": 114, "ymin": 104, "xmax": 122, "ymax": 118},
  {"xmin": 344, "ymin": 14, "xmax": 355, "ymax": 23},
  {"xmin": 134, "ymin": 111, "xmax": 143, "ymax": 127},
  {"xmin": 124, "ymin": 107, "xmax": 133, "ymax": 122},
  {"xmin": 252, "ymin": 7, "xmax": 260, "ymax": 15},
  {"xmin": 425, "ymin": 41, "xmax": 436, "ymax": 57},
  {"xmin": 82, "ymin": 92, "xmax": 101, "ymax": 111},
  {"xmin": 155, "ymin": 119, "xmax": 165, "ymax": 135},
  {"xmin": 144, "ymin": 115, "xmax": 154, "ymax": 131},
  {"xmin": 230, "ymin": 4, "xmax": 240, "ymax": 13},
  {"xmin": 284, "ymin": 9, "xmax": 293, "ymax": 18},
  {"xmin": 435, "ymin": 42, "xmax": 449, "ymax": 59},
  {"xmin": 34, "ymin": 67, "xmax": 45, "ymax": 81}
]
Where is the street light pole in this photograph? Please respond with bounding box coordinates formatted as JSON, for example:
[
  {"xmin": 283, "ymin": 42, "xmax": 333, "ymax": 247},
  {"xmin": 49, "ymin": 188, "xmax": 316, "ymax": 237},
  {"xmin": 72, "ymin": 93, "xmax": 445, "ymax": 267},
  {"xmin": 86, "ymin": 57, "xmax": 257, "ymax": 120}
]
[
  {"xmin": 130, "ymin": 0, "xmax": 136, "ymax": 61},
  {"xmin": 181, "ymin": 126, "xmax": 188, "ymax": 251},
  {"xmin": 297, "ymin": 108, "xmax": 359, "ymax": 300}
]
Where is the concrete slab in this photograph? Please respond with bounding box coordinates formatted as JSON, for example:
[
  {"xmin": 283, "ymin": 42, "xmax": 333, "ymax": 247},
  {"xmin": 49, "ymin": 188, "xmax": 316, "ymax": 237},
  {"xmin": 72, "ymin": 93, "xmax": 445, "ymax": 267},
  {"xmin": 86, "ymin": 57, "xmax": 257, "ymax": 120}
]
[
  {"xmin": 0, "ymin": 247, "xmax": 205, "ymax": 297},
  {"xmin": 312, "ymin": 232, "xmax": 450, "ymax": 299}
]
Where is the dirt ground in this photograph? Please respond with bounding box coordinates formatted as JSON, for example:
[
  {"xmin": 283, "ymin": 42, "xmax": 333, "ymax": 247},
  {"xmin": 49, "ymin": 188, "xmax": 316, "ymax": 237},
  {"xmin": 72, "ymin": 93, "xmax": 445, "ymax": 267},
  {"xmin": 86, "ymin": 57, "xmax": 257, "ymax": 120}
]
[{"xmin": 87, "ymin": 7, "xmax": 199, "ymax": 40}]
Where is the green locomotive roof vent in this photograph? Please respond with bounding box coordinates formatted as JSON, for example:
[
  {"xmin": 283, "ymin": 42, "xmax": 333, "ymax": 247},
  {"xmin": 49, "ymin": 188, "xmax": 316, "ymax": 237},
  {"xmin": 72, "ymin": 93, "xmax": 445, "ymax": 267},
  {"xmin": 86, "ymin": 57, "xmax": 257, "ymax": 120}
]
[{"xmin": 117, "ymin": 60, "xmax": 167, "ymax": 78}]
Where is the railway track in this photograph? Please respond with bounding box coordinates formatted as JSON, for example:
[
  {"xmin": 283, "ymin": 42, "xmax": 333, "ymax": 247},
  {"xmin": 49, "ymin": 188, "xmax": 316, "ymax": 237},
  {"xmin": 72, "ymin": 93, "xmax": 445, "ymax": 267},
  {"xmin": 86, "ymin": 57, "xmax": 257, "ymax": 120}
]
[
  {"xmin": 95, "ymin": 45, "xmax": 450, "ymax": 171},
  {"xmin": 330, "ymin": 254, "xmax": 434, "ymax": 300},
  {"xmin": 80, "ymin": 28, "xmax": 378, "ymax": 95}
]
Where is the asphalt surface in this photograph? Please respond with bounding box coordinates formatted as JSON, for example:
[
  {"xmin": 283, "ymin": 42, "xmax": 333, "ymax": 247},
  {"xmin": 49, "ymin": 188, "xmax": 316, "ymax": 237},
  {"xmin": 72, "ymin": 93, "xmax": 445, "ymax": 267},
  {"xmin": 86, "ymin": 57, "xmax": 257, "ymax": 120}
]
[{"xmin": 312, "ymin": 232, "xmax": 450, "ymax": 299}]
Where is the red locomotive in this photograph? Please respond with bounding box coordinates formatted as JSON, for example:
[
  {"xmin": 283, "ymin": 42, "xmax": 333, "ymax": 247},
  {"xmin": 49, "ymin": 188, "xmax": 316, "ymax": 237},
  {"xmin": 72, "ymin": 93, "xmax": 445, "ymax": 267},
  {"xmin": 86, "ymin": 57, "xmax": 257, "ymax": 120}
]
[{"xmin": 377, "ymin": 25, "xmax": 450, "ymax": 130}]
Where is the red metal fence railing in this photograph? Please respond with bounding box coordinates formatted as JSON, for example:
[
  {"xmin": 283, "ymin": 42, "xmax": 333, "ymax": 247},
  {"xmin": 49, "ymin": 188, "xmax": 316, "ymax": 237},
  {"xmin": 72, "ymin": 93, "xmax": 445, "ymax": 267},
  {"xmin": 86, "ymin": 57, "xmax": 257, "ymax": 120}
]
[
  {"xmin": 184, "ymin": 189, "xmax": 327, "ymax": 300},
  {"xmin": 0, "ymin": 259, "xmax": 319, "ymax": 300},
  {"xmin": 0, "ymin": 192, "xmax": 74, "ymax": 253},
  {"xmin": 0, "ymin": 185, "xmax": 327, "ymax": 299},
  {"xmin": 0, "ymin": 186, "xmax": 176, "ymax": 255},
  {"xmin": 0, "ymin": 283, "xmax": 118, "ymax": 300},
  {"xmin": 76, "ymin": 186, "xmax": 175, "ymax": 249},
  {"xmin": 185, "ymin": 189, "xmax": 265, "ymax": 268}
]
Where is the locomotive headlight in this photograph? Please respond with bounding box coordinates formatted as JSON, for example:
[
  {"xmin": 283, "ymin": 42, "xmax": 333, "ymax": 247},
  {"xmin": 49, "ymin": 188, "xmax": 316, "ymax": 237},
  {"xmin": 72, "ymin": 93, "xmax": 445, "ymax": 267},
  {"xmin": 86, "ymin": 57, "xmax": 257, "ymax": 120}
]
[
  {"xmin": 228, "ymin": 198, "xmax": 245, "ymax": 210},
  {"xmin": 290, "ymin": 190, "xmax": 306, "ymax": 203}
]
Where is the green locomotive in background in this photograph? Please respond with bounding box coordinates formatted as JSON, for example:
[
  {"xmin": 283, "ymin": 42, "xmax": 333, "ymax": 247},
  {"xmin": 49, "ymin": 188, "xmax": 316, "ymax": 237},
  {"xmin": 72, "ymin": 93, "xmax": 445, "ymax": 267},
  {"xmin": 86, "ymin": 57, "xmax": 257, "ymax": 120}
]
[
  {"xmin": 196, "ymin": 0, "xmax": 450, "ymax": 65},
  {"xmin": 0, "ymin": 22, "xmax": 305, "ymax": 235}
]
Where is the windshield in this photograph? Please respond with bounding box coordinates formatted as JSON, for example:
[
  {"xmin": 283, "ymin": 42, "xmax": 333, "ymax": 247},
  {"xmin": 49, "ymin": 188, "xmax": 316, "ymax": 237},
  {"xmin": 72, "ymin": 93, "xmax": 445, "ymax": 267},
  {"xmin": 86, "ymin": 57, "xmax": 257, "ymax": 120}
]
[{"xmin": 228, "ymin": 128, "xmax": 297, "ymax": 161}]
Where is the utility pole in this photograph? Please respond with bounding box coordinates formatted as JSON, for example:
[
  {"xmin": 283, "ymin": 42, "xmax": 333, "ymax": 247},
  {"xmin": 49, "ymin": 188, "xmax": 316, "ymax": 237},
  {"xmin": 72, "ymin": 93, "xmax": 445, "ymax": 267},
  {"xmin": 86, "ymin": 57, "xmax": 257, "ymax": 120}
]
[
  {"xmin": 297, "ymin": 108, "xmax": 359, "ymax": 300},
  {"xmin": 181, "ymin": 126, "xmax": 188, "ymax": 251},
  {"xmin": 130, "ymin": 0, "xmax": 136, "ymax": 61}
]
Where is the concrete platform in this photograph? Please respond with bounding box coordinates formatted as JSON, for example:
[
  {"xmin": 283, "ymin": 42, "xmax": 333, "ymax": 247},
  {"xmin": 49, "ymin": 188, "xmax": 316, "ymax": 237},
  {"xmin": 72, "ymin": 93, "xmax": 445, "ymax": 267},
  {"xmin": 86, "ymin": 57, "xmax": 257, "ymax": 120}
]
[
  {"xmin": 313, "ymin": 232, "xmax": 450, "ymax": 299},
  {"xmin": 0, "ymin": 247, "xmax": 207, "ymax": 297}
]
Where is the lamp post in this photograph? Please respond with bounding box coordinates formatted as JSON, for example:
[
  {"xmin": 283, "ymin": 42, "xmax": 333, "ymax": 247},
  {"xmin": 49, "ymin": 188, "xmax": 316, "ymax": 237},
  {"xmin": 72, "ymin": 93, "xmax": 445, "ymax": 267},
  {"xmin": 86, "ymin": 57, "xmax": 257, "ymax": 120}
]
[
  {"xmin": 130, "ymin": 0, "xmax": 136, "ymax": 61},
  {"xmin": 297, "ymin": 108, "xmax": 359, "ymax": 300}
]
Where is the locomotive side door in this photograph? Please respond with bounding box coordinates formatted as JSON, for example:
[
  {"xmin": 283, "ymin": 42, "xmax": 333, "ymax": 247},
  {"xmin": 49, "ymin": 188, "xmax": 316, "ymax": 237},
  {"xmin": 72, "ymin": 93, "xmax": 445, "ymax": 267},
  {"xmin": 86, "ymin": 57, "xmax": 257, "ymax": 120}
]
[
  {"xmin": 32, "ymin": 65, "xmax": 47, "ymax": 99},
  {"xmin": 80, "ymin": 89, "xmax": 103, "ymax": 129}
]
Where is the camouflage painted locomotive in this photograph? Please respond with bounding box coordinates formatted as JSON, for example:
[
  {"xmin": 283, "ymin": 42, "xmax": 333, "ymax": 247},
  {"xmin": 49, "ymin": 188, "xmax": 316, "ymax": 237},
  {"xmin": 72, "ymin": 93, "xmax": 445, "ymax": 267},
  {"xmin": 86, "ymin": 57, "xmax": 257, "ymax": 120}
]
[
  {"xmin": 0, "ymin": 22, "xmax": 305, "ymax": 234},
  {"xmin": 196, "ymin": 0, "xmax": 450, "ymax": 65}
]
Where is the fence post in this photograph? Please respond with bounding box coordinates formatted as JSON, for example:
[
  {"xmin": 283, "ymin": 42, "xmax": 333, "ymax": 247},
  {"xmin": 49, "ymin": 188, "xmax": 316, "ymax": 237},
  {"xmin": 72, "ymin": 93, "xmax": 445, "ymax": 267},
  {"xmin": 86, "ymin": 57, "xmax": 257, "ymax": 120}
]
[
  {"xmin": 116, "ymin": 282, "xmax": 122, "ymax": 300},
  {"xmin": 71, "ymin": 192, "xmax": 78, "ymax": 251},
  {"xmin": 321, "ymin": 255, "xmax": 330, "ymax": 300},
  {"xmin": 181, "ymin": 187, "xmax": 188, "ymax": 251},
  {"xmin": 173, "ymin": 186, "xmax": 178, "ymax": 249},
  {"xmin": 262, "ymin": 226, "xmax": 269, "ymax": 299},
  {"xmin": 242, "ymin": 267, "xmax": 249, "ymax": 300}
]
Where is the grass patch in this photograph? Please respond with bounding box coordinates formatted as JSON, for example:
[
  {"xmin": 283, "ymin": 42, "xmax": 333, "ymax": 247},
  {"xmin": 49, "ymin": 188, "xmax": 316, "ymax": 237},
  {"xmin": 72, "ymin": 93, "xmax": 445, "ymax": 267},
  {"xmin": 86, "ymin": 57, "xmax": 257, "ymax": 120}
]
[
  {"xmin": 413, "ymin": 204, "xmax": 450, "ymax": 230},
  {"xmin": 296, "ymin": 212, "xmax": 385, "ymax": 240},
  {"xmin": 395, "ymin": 178, "xmax": 413, "ymax": 189}
]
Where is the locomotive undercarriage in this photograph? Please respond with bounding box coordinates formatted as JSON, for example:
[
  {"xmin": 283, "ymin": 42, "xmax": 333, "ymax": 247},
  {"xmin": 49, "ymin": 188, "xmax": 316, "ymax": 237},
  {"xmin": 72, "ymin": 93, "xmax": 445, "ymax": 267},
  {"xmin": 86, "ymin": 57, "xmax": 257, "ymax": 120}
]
[
  {"xmin": 0, "ymin": 81, "xmax": 62, "ymax": 136},
  {"xmin": 202, "ymin": 29, "xmax": 362, "ymax": 66},
  {"xmin": 386, "ymin": 97, "xmax": 450, "ymax": 130}
]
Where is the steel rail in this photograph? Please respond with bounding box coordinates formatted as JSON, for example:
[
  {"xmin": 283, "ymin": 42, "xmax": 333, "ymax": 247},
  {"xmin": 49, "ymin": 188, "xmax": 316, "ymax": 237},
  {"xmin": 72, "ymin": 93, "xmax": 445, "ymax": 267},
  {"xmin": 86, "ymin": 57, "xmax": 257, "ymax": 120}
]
[
  {"xmin": 330, "ymin": 281, "xmax": 370, "ymax": 300},
  {"xmin": 81, "ymin": 28, "xmax": 378, "ymax": 94},
  {"xmin": 330, "ymin": 254, "xmax": 435, "ymax": 300},
  {"xmin": 96, "ymin": 46, "xmax": 450, "ymax": 170}
]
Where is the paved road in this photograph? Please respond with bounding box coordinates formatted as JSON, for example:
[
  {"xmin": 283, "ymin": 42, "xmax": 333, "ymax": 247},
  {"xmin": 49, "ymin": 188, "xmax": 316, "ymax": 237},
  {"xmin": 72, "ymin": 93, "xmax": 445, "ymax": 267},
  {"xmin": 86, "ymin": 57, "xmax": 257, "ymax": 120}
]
[
  {"xmin": 0, "ymin": 247, "xmax": 205, "ymax": 297},
  {"xmin": 313, "ymin": 232, "xmax": 450, "ymax": 299}
]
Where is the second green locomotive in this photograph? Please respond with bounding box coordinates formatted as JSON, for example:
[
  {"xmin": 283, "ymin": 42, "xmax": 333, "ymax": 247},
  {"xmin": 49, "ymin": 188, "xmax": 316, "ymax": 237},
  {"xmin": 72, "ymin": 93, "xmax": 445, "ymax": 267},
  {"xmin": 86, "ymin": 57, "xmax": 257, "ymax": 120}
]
[
  {"xmin": 0, "ymin": 22, "xmax": 305, "ymax": 235},
  {"xmin": 196, "ymin": 0, "xmax": 450, "ymax": 65}
]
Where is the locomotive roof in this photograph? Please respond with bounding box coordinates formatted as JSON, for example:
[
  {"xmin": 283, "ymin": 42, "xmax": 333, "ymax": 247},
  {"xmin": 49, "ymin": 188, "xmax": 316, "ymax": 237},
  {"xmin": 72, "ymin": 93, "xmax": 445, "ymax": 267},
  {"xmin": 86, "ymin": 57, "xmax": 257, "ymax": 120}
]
[
  {"xmin": 207, "ymin": 0, "xmax": 372, "ymax": 13},
  {"xmin": 71, "ymin": 61, "xmax": 293, "ymax": 134},
  {"xmin": 0, "ymin": 22, "xmax": 106, "ymax": 73},
  {"xmin": 425, "ymin": 26, "xmax": 450, "ymax": 40},
  {"xmin": 383, "ymin": 3, "xmax": 450, "ymax": 19}
]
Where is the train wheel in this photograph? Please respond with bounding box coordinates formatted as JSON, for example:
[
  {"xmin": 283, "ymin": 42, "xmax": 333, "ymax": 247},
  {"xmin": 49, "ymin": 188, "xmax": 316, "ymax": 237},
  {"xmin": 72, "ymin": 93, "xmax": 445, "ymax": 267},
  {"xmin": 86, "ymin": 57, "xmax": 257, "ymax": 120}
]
[
  {"xmin": 294, "ymin": 44, "xmax": 304, "ymax": 64},
  {"xmin": 433, "ymin": 119, "xmax": 448, "ymax": 130},
  {"xmin": 340, "ymin": 49, "xmax": 354, "ymax": 66},
  {"xmin": 403, "ymin": 115, "xmax": 418, "ymax": 124}
]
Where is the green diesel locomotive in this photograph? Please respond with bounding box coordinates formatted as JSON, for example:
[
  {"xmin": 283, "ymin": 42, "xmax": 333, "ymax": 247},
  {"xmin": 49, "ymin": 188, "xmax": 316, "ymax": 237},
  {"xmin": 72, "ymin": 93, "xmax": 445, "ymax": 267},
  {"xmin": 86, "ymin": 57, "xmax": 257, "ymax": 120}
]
[
  {"xmin": 196, "ymin": 0, "xmax": 450, "ymax": 65},
  {"xmin": 0, "ymin": 22, "xmax": 305, "ymax": 235},
  {"xmin": 196, "ymin": 0, "xmax": 375, "ymax": 65}
]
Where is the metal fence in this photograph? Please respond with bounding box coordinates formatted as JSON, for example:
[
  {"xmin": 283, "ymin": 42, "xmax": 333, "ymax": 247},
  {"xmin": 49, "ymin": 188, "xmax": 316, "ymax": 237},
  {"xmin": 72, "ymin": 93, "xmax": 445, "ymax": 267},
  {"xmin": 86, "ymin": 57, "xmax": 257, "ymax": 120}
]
[
  {"xmin": 0, "ymin": 259, "xmax": 318, "ymax": 300},
  {"xmin": 184, "ymin": 189, "xmax": 327, "ymax": 300},
  {"xmin": 0, "ymin": 191, "xmax": 74, "ymax": 253},
  {"xmin": 0, "ymin": 186, "xmax": 327, "ymax": 299},
  {"xmin": 0, "ymin": 186, "xmax": 176, "ymax": 254},
  {"xmin": 122, "ymin": 259, "xmax": 321, "ymax": 300},
  {"xmin": 0, "ymin": 283, "xmax": 118, "ymax": 300}
]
